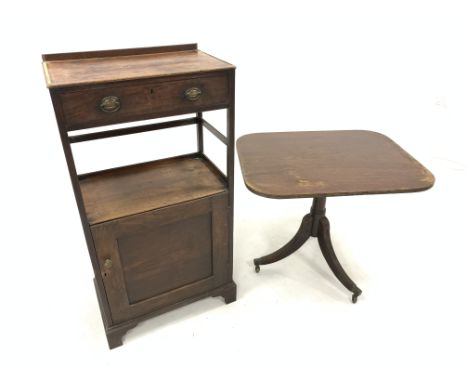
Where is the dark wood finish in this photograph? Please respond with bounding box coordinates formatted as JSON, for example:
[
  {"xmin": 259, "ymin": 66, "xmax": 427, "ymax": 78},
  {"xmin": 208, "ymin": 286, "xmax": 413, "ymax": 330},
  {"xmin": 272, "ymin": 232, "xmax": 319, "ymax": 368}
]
[
  {"xmin": 94, "ymin": 278, "xmax": 237, "ymax": 349},
  {"xmin": 79, "ymin": 155, "xmax": 227, "ymax": 225},
  {"xmin": 200, "ymin": 153, "xmax": 227, "ymax": 180},
  {"xmin": 239, "ymin": 131, "xmax": 434, "ymax": 303},
  {"xmin": 43, "ymin": 47, "xmax": 234, "ymax": 88},
  {"xmin": 58, "ymin": 73, "xmax": 229, "ymax": 130},
  {"xmin": 92, "ymin": 194, "xmax": 229, "ymax": 323},
  {"xmin": 254, "ymin": 215, "xmax": 312, "ymax": 266},
  {"xmin": 237, "ymin": 130, "xmax": 435, "ymax": 198},
  {"xmin": 317, "ymin": 215, "xmax": 361, "ymax": 303},
  {"xmin": 202, "ymin": 119, "xmax": 228, "ymax": 145},
  {"xmin": 69, "ymin": 117, "xmax": 197, "ymax": 143},
  {"xmin": 49, "ymin": 91, "xmax": 114, "ymax": 325},
  {"xmin": 44, "ymin": 44, "xmax": 236, "ymax": 349},
  {"xmin": 117, "ymin": 213, "xmax": 212, "ymax": 303},
  {"xmin": 197, "ymin": 112, "xmax": 204, "ymax": 153},
  {"xmin": 226, "ymin": 72, "xmax": 236, "ymax": 279},
  {"xmin": 253, "ymin": 198, "xmax": 362, "ymax": 303},
  {"xmin": 42, "ymin": 43, "xmax": 198, "ymax": 61}
]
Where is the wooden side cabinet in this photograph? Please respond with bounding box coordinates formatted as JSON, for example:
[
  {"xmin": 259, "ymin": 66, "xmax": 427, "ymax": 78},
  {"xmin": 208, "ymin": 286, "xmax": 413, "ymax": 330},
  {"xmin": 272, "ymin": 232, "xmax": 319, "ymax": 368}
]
[{"xmin": 42, "ymin": 44, "xmax": 236, "ymax": 349}]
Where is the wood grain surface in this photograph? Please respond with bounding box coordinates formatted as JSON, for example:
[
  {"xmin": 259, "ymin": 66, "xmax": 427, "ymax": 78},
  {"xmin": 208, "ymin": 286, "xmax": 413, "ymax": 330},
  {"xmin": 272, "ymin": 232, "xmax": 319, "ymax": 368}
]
[
  {"xmin": 236, "ymin": 130, "xmax": 435, "ymax": 198},
  {"xmin": 44, "ymin": 49, "xmax": 234, "ymax": 88},
  {"xmin": 80, "ymin": 155, "xmax": 227, "ymax": 225},
  {"xmin": 91, "ymin": 194, "xmax": 230, "ymax": 324},
  {"xmin": 59, "ymin": 73, "xmax": 229, "ymax": 130},
  {"xmin": 42, "ymin": 43, "xmax": 198, "ymax": 61},
  {"xmin": 45, "ymin": 43, "xmax": 237, "ymax": 348}
]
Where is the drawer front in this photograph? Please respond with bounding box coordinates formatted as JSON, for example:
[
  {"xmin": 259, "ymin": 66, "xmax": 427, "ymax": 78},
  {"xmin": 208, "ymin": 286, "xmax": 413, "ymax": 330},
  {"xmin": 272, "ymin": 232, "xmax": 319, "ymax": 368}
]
[
  {"xmin": 91, "ymin": 193, "xmax": 229, "ymax": 324},
  {"xmin": 59, "ymin": 73, "xmax": 229, "ymax": 130}
]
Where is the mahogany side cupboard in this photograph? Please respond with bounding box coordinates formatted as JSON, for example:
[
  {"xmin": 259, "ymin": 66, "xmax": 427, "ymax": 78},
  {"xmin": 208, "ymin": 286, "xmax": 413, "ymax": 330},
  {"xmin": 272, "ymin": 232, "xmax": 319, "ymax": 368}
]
[{"xmin": 43, "ymin": 44, "xmax": 236, "ymax": 348}]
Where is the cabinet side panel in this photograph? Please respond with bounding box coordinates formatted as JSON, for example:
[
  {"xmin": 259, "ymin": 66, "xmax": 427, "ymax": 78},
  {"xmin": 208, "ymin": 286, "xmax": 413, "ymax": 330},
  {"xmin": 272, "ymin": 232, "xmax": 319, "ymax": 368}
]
[{"xmin": 212, "ymin": 194, "xmax": 230, "ymax": 286}]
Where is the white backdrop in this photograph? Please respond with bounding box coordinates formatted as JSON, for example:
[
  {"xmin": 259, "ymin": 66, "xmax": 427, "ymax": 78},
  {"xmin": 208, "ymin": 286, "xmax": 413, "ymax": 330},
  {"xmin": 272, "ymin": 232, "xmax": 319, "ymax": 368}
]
[{"xmin": 1, "ymin": 1, "xmax": 467, "ymax": 381}]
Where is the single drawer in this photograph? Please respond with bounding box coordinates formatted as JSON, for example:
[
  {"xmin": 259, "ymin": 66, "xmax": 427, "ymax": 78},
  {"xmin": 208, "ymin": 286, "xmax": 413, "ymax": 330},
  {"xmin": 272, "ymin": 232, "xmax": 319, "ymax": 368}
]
[{"xmin": 59, "ymin": 73, "xmax": 229, "ymax": 130}]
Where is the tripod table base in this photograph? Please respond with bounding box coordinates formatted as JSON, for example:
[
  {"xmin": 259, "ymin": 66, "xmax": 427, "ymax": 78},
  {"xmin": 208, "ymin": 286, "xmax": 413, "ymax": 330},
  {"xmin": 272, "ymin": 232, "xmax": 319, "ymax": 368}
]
[{"xmin": 253, "ymin": 197, "xmax": 362, "ymax": 303}]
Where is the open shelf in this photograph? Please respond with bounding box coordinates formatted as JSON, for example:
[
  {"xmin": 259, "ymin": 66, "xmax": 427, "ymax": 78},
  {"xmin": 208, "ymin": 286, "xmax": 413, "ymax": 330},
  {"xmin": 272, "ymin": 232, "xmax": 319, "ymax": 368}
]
[{"xmin": 79, "ymin": 154, "xmax": 227, "ymax": 225}]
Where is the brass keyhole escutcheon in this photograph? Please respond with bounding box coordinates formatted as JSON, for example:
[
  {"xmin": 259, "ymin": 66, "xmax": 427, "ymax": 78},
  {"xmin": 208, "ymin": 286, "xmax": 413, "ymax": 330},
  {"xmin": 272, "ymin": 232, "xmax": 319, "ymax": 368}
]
[
  {"xmin": 103, "ymin": 259, "xmax": 113, "ymax": 269},
  {"xmin": 184, "ymin": 87, "xmax": 202, "ymax": 101},
  {"xmin": 100, "ymin": 95, "xmax": 121, "ymax": 113}
]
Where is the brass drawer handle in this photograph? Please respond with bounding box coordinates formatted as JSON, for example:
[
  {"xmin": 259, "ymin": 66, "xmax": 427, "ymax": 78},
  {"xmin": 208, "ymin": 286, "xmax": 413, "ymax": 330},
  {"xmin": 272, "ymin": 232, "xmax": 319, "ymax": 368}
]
[
  {"xmin": 100, "ymin": 96, "xmax": 121, "ymax": 113},
  {"xmin": 103, "ymin": 259, "xmax": 113, "ymax": 269},
  {"xmin": 184, "ymin": 87, "xmax": 202, "ymax": 101}
]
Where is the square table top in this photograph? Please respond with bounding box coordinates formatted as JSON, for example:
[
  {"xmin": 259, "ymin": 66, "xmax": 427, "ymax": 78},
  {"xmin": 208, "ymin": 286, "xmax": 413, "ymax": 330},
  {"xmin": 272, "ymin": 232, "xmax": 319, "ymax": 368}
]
[{"xmin": 236, "ymin": 130, "xmax": 434, "ymax": 199}]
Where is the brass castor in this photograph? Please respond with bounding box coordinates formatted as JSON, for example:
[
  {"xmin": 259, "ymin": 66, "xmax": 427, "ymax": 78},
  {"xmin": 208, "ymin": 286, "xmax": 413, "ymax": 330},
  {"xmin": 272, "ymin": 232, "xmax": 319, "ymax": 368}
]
[
  {"xmin": 352, "ymin": 290, "xmax": 362, "ymax": 304},
  {"xmin": 254, "ymin": 260, "xmax": 260, "ymax": 273}
]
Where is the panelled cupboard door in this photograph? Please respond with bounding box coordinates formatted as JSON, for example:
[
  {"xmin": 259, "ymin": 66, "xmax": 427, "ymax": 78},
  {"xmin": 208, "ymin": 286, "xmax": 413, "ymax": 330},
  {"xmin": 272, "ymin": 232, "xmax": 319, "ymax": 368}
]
[{"xmin": 91, "ymin": 193, "xmax": 229, "ymax": 324}]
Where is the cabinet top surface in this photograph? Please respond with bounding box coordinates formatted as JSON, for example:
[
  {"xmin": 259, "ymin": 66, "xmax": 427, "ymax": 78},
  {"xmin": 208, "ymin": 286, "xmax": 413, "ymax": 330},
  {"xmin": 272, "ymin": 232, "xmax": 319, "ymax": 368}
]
[
  {"xmin": 80, "ymin": 154, "xmax": 227, "ymax": 225},
  {"xmin": 42, "ymin": 44, "xmax": 234, "ymax": 89}
]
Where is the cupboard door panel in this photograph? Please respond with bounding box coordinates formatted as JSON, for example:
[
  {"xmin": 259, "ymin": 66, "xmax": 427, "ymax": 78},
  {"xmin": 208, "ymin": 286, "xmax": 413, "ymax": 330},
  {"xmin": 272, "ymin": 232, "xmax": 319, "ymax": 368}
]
[{"xmin": 92, "ymin": 193, "xmax": 229, "ymax": 324}]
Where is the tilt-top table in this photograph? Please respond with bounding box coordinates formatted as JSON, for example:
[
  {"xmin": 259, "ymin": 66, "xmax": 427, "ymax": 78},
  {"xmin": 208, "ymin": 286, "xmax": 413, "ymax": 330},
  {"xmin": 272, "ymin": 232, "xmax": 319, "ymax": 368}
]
[{"xmin": 237, "ymin": 130, "xmax": 434, "ymax": 303}]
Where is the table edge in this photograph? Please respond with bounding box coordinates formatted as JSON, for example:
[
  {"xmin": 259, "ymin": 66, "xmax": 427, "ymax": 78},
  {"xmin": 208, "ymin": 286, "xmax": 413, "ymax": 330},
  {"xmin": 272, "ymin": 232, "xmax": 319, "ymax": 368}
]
[{"xmin": 236, "ymin": 130, "xmax": 436, "ymax": 199}]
